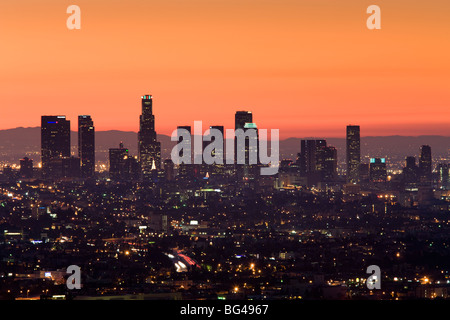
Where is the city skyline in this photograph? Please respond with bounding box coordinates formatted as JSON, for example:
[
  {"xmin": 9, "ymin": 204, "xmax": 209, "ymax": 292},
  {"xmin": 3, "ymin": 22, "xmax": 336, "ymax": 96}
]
[
  {"xmin": 1, "ymin": 1, "xmax": 450, "ymax": 138},
  {"xmin": 2, "ymin": 0, "xmax": 450, "ymax": 306}
]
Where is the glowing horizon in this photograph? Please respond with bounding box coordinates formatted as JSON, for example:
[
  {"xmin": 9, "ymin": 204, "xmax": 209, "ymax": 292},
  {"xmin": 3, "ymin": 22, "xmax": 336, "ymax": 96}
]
[{"xmin": 1, "ymin": 1, "xmax": 450, "ymax": 139}]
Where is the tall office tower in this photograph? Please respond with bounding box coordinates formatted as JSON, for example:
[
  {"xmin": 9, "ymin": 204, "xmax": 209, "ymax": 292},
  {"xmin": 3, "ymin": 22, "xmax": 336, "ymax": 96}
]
[
  {"xmin": 299, "ymin": 139, "xmax": 327, "ymax": 175},
  {"xmin": 109, "ymin": 142, "xmax": 129, "ymax": 180},
  {"xmin": 203, "ymin": 125, "xmax": 225, "ymax": 175},
  {"xmin": 437, "ymin": 163, "xmax": 449, "ymax": 190},
  {"xmin": 242, "ymin": 122, "xmax": 259, "ymax": 180},
  {"xmin": 419, "ymin": 145, "xmax": 432, "ymax": 183},
  {"xmin": 138, "ymin": 95, "xmax": 161, "ymax": 179},
  {"xmin": 403, "ymin": 156, "xmax": 418, "ymax": 184},
  {"xmin": 235, "ymin": 111, "xmax": 253, "ymax": 132},
  {"xmin": 346, "ymin": 125, "xmax": 361, "ymax": 184},
  {"xmin": 234, "ymin": 111, "xmax": 253, "ymax": 163},
  {"xmin": 19, "ymin": 157, "xmax": 33, "ymax": 179},
  {"xmin": 125, "ymin": 155, "xmax": 140, "ymax": 180},
  {"xmin": 369, "ymin": 158, "xmax": 387, "ymax": 183},
  {"xmin": 204, "ymin": 126, "xmax": 224, "ymax": 158},
  {"xmin": 176, "ymin": 125, "xmax": 192, "ymax": 177},
  {"xmin": 316, "ymin": 146, "xmax": 338, "ymax": 182},
  {"xmin": 78, "ymin": 115, "xmax": 95, "ymax": 178},
  {"xmin": 41, "ymin": 116, "xmax": 71, "ymax": 178}
]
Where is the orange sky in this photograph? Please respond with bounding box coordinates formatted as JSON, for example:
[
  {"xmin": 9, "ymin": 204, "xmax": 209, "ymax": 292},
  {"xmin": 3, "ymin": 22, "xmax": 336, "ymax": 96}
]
[{"xmin": 0, "ymin": 0, "xmax": 449, "ymax": 139}]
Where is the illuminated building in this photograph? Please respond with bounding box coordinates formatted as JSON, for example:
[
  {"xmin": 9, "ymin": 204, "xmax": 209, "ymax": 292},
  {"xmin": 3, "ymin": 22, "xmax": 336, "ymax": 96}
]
[
  {"xmin": 316, "ymin": 145, "xmax": 337, "ymax": 182},
  {"xmin": 235, "ymin": 111, "xmax": 253, "ymax": 132},
  {"xmin": 234, "ymin": 111, "xmax": 253, "ymax": 167},
  {"xmin": 177, "ymin": 125, "xmax": 192, "ymax": 178},
  {"xmin": 346, "ymin": 125, "xmax": 360, "ymax": 184},
  {"xmin": 78, "ymin": 115, "xmax": 95, "ymax": 178},
  {"xmin": 109, "ymin": 142, "xmax": 129, "ymax": 180},
  {"xmin": 238, "ymin": 122, "xmax": 259, "ymax": 182},
  {"xmin": 369, "ymin": 158, "xmax": 387, "ymax": 183},
  {"xmin": 299, "ymin": 139, "xmax": 327, "ymax": 175},
  {"xmin": 41, "ymin": 116, "xmax": 71, "ymax": 178},
  {"xmin": 403, "ymin": 156, "xmax": 418, "ymax": 184},
  {"xmin": 138, "ymin": 95, "xmax": 161, "ymax": 179},
  {"xmin": 419, "ymin": 145, "xmax": 432, "ymax": 184},
  {"xmin": 203, "ymin": 125, "xmax": 225, "ymax": 175}
]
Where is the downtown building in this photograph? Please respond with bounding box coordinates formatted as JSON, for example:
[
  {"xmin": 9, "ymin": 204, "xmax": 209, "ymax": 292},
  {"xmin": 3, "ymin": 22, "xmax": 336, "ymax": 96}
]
[
  {"xmin": 41, "ymin": 116, "xmax": 71, "ymax": 178},
  {"xmin": 234, "ymin": 111, "xmax": 257, "ymax": 182},
  {"xmin": 202, "ymin": 125, "xmax": 225, "ymax": 177},
  {"xmin": 346, "ymin": 125, "xmax": 361, "ymax": 184},
  {"xmin": 109, "ymin": 142, "xmax": 139, "ymax": 181},
  {"xmin": 297, "ymin": 139, "xmax": 337, "ymax": 187},
  {"xmin": 419, "ymin": 145, "xmax": 432, "ymax": 184},
  {"xmin": 78, "ymin": 115, "xmax": 95, "ymax": 178},
  {"xmin": 369, "ymin": 157, "xmax": 387, "ymax": 183},
  {"xmin": 138, "ymin": 95, "xmax": 161, "ymax": 180}
]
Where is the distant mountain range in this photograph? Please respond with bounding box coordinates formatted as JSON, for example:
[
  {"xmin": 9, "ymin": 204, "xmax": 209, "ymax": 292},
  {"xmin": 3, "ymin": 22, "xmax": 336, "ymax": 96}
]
[{"xmin": 0, "ymin": 127, "xmax": 449, "ymax": 167}]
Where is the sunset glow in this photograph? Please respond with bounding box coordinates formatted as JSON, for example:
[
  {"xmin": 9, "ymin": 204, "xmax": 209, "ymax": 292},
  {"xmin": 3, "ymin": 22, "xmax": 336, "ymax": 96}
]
[{"xmin": 1, "ymin": 0, "xmax": 449, "ymax": 138}]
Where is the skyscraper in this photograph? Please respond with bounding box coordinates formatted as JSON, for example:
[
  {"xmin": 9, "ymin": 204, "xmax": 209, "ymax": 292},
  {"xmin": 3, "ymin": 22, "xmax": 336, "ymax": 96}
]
[
  {"xmin": 138, "ymin": 95, "xmax": 161, "ymax": 179},
  {"xmin": 235, "ymin": 111, "xmax": 253, "ymax": 162},
  {"xmin": 369, "ymin": 158, "xmax": 387, "ymax": 183},
  {"xmin": 204, "ymin": 126, "xmax": 224, "ymax": 158},
  {"xmin": 403, "ymin": 156, "xmax": 418, "ymax": 184},
  {"xmin": 235, "ymin": 111, "xmax": 253, "ymax": 132},
  {"xmin": 41, "ymin": 116, "xmax": 71, "ymax": 178},
  {"xmin": 109, "ymin": 142, "xmax": 129, "ymax": 180},
  {"xmin": 419, "ymin": 145, "xmax": 432, "ymax": 184},
  {"xmin": 316, "ymin": 145, "xmax": 338, "ymax": 182},
  {"xmin": 78, "ymin": 115, "xmax": 95, "ymax": 178},
  {"xmin": 203, "ymin": 125, "xmax": 225, "ymax": 175},
  {"xmin": 242, "ymin": 122, "xmax": 259, "ymax": 180},
  {"xmin": 177, "ymin": 125, "xmax": 192, "ymax": 178},
  {"xmin": 299, "ymin": 139, "xmax": 327, "ymax": 175},
  {"xmin": 346, "ymin": 125, "xmax": 360, "ymax": 184},
  {"xmin": 234, "ymin": 111, "xmax": 254, "ymax": 177}
]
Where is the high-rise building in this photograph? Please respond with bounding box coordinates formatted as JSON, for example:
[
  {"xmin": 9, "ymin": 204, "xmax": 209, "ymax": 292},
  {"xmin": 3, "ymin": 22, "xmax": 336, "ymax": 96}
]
[
  {"xmin": 242, "ymin": 122, "xmax": 259, "ymax": 180},
  {"xmin": 138, "ymin": 95, "xmax": 161, "ymax": 179},
  {"xmin": 234, "ymin": 111, "xmax": 253, "ymax": 166},
  {"xmin": 419, "ymin": 145, "xmax": 432, "ymax": 184},
  {"xmin": 235, "ymin": 111, "xmax": 253, "ymax": 132},
  {"xmin": 403, "ymin": 156, "xmax": 418, "ymax": 184},
  {"xmin": 316, "ymin": 146, "xmax": 338, "ymax": 182},
  {"xmin": 369, "ymin": 158, "xmax": 387, "ymax": 183},
  {"xmin": 204, "ymin": 125, "xmax": 224, "ymax": 158},
  {"xmin": 176, "ymin": 125, "xmax": 192, "ymax": 178},
  {"xmin": 109, "ymin": 142, "xmax": 129, "ymax": 180},
  {"xmin": 346, "ymin": 125, "xmax": 360, "ymax": 184},
  {"xmin": 299, "ymin": 139, "xmax": 327, "ymax": 175},
  {"xmin": 78, "ymin": 115, "xmax": 95, "ymax": 178},
  {"xmin": 203, "ymin": 125, "xmax": 225, "ymax": 175},
  {"xmin": 19, "ymin": 157, "xmax": 33, "ymax": 179},
  {"xmin": 125, "ymin": 155, "xmax": 140, "ymax": 181},
  {"xmin": 41, "ymin": 116, "xmax": 71, "ymax": 178}
]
